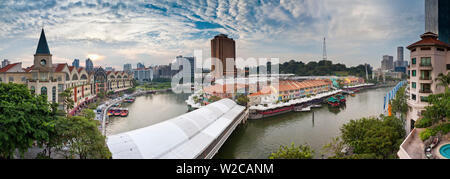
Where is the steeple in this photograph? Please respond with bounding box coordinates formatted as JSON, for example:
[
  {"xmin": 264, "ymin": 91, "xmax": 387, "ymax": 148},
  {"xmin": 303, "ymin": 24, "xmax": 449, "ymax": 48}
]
[{"xmin": 35, "ymin": 28, "xmax": 51, "ymax": 55}]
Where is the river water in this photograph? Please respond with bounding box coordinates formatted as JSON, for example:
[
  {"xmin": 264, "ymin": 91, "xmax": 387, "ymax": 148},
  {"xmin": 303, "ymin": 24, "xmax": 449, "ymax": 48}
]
[{"xmin": 106, "ymin": 87, "xmax": 391, "ymax": 159}]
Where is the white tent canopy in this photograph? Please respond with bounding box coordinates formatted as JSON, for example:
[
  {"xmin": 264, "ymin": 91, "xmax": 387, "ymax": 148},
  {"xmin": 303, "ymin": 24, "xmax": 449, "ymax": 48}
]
[{"xmin": 107, "ymin": 98, "xmax": 245, "ymax": 159}]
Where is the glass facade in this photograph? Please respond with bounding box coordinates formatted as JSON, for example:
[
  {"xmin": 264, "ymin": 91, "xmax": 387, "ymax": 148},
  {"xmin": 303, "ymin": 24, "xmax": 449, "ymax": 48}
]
[{"xmin": 426, "ymin": 0, "xmax": 450, "ymax": 44}]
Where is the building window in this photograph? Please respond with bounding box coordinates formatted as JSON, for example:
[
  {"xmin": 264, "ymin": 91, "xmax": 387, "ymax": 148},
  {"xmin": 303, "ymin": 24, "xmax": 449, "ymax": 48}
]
[
  {"xmin": 420, "ymin": 57, "xmax": 431, "ymax": 66},
  {"xmin": 0, "ymin": 77, "xmax": 2, "ymax": 82},
  {"xmin": 58, "ymin": 76, "xmax": 62, "ymax": 81},
  {"xmin": 412, "ymin": 82, "xmax": 416, "ymax": 89},
  {"xmin": 52, "ymin": 87, "xmax": 56, "ymax": 103},
  {"xmin": 447, "ymin": 64, "xmax": 450, "ymax": 70},
  {"xmin": 437, "ymin": 48, "xmax": 445, "ymax": 52},
  {"xmin": 411, "ymin": 94, "xmax": 416, "ymax": 100},
  {"xmin": 420, "ymin": 96, "xmax": 428, "ymax": 102},
  {"xmin": 421, "ymin": 47, "xmax": 431, "ymax": 51},
  {"xmin": 412, "ymin": 70, "xmax": 416, "ymax": 77},
  {"xmin": 9, "ymin": 76, "xmax": 14, "ymax": 82},
  {"xmin": 412, "ymin": 58, "xmax": 416, "ymax": 65},
  {"xmin": 30, "ymin": 86, "xmax": 35, "ymax": 94},
  {"xmin": 411, "ymin": 48, "xmax": 416, "ymax": 52},
  {"xmin": 21, "ymin": 77, "xmax": 26, "ymax": 82},
  {"xmin": 41, "ymin": 87, "xmax": 47, "ymax": 96}
]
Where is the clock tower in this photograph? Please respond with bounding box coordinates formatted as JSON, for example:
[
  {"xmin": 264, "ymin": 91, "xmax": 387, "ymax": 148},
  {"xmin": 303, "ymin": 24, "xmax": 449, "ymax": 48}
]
[{"xmin": 33, "ymin": 28, "xmax": 53, "ymax": 71}]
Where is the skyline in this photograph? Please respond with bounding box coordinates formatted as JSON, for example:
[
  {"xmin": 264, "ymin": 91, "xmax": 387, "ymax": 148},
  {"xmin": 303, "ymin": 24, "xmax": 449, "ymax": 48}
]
[{"xmin": 0, "ymin": 0, "xmax": 425, "ymax": 70}]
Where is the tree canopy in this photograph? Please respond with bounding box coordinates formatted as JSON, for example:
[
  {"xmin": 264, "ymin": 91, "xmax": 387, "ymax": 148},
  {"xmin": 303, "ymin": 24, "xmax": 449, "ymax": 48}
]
[
  {"xmin": 0, "ymin": 83, "xmax": 54, "ymax": 158},
  {"xmin": 269, "ymin": 142, "xmax": 314, "ymax": 159},
  {"xmin": 274, "ymin": 60, "xmax": 372, "ymax": 77}
]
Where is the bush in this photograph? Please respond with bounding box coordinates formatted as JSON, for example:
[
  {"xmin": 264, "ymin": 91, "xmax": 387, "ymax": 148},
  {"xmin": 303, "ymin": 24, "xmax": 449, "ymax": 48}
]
[
  {"xmin": 420, "ymin": 123, "xmax": 450, "ymax": 141},
  {"xmin": 420, "ymin": 128, "xmax": 435, "ymax": 141},
  {"xmin": 269, "ymin": 143, "xmax": 314, "ymax": 159},
  {"xmin": 415, "ymin": 117, "xmax": 433, "ymax": 128}
]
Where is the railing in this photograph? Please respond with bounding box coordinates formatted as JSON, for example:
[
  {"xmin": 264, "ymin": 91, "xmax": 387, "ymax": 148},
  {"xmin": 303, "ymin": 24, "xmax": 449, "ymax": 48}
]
[
  {"xmin": 419, "ymin": 89, "xmax": 432, "ymax": 94},
  {"xmin": 419, "ymin": 63, "xmax": 432, "ymax": 67},
  {"xmin": 419, "ymin": 76, "xmax": 432, "ymax": 81}
]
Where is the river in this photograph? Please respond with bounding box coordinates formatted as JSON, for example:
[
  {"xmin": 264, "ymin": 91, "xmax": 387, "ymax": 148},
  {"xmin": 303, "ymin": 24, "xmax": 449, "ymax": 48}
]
[{"xmin": 105, "ymin": 87, "xmax": 391, "ymax": 159}]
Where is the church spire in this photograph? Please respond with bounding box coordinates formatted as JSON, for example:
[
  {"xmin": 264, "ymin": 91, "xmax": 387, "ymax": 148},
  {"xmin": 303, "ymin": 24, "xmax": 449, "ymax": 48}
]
[{"xmin": 35, "ymin": 28, "xmax": 51, "ymax": 55}]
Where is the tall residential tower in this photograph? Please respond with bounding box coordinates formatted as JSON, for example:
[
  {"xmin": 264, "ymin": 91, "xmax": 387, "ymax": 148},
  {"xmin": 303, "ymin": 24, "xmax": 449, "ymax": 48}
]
[{"xmin": 425, "ymin": 0, "xmax": 450, "ymax": 44}]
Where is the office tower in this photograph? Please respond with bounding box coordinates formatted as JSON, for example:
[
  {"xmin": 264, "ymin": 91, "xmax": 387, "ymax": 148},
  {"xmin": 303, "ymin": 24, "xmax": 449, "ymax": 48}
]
[
  {"xmin": 72, "ymin": 59, "xmax": 80, "ymax": 68},
  {"xmin": 137, "ymin": 62, "xmax": 145, "ymax": 69},
  {"xmin": 211, "ymin": 34, "xmax": 236, "ymax": 78},
  {"xmin": 425, "ymin": 0, "xmax": 450, "ymax": 44},
  {"xmin": 381, "ymin": 55, "xmax": 394, "ymax": 71},
  {"xmin": 2, "ymin": 59, "xmax": 10, "ymax": 68},
  {"xmin": 397, "ymin": 47, "xmax": 404, "ymax": 66},
  {"xmin": 123, "ymin": 63, "xmax": 132, "ymax": 72},
  {"xmin": 85, "ymin": 58, "xmax": 94, "ymax": 72}
]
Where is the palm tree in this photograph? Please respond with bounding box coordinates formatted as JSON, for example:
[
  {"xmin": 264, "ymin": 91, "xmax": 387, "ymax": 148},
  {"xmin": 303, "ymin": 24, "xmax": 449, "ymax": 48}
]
[{"xmin": 435, "ymin": 72, "xmax": 450, "ymax": 91}]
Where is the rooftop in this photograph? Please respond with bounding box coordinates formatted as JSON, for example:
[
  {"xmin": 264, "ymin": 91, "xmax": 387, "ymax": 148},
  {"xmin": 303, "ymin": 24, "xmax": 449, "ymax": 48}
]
[
  {"xmin": 407, "ymin": 32, "xmax": 450, "ymax": 50},
  {"xmin": 35, "ymin": 28, "xmax": 51, "ymax": 55}
]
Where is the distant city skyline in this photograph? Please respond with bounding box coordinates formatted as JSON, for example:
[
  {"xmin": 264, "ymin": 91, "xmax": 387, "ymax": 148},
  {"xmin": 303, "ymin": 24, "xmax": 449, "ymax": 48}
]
[{"xmin": 0, "ymin": 0, "xmax": 425, "ymax": 70}]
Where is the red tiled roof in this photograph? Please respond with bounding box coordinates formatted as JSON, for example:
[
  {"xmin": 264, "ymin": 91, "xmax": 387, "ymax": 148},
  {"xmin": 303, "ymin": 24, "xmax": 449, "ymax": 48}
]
[
  {"xmin": 54, "ymin": 63, "xmax": 67, "ymax": 72},
  {"xmin": 0, "ymin": 63, "xmax": 20, "ymax": 72},
  {"xmin": 77, "ymin": 67, "xmax": 84, "ymax": 73},
  {"xmin": 407, "ymin": 32, "xmax": 450, "ymax": 49},
  {"xmin": 68, "ymin": 66, "xmax": 75, "ymax": 72}
]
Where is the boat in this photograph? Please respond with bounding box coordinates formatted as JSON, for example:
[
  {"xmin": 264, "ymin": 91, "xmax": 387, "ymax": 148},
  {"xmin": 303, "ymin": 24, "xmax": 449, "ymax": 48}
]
[
  {"xmin": 120, "ymin": 109, "xmax": 129, "ymax": 117},
  {"xmin": 336, "ymin": 94, "xmax": 346, "ymax": 103},
  {"xmin": 124, "ymin": 97, "xmax": 135, "ymax": 103},
  {"xmin": 107, "ymin": 109, "xmax": 114, "ymax": 116},
  {"xmin": 114, "ymin": 109, "xmax": 122, "ymax": 116},
  {"xmin": 327, "ymin": 97, "xmax": 340, "ymax": 107},
  {"xmin": 296, "ymin": 106, "xmax": 311, "ymax": 112}
]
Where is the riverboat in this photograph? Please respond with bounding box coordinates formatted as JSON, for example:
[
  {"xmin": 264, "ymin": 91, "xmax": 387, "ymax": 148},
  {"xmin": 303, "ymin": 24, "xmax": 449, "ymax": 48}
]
[{"xmin": 120, "ymin": 109, "xmax": 129, "ymax": 117}]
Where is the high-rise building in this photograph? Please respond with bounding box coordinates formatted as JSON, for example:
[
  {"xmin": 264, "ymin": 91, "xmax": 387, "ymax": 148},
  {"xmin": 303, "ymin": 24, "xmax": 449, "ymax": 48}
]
[
  {"xmin": 72, "ymin": 59, "xmax": 80, "ymax": 68},
  {"xmin": 425, "ymin": 0, "xmax": 450, "ymax": 44},
  {"xmin": 211, "ymin": 34, "xmax": 236, "ymax": 78},
  {"xmin": 2, "ymin": 59, "xmax": 10, "ymax": 68},
  {"xmin": 105, "ymin": 67, "xmax": 115, "ymax": 71},
  {"xmin": 406, "ymin": 32, "xmax": 450, "ymax": 134},
  {"xmin": 137, "ymin": 62, "xmax": 145, "ymax": 69},
  {"xmin": 175, "ymin": 55, "xmax": 196, "ymax": 83},
  {"xmin": 123, "ymin": 63, "xmax": 132, "ymax": 72},
  {"xmin": 397, "ymin": 47, "xmax": 404, "ymax": 66},
  {"xmin": 381, "ymin": 55, "xmax": 394, "ymax": 71},
  {"xmin": 85, "ymin": 58, "xmax": 94, "ymax": 72}
]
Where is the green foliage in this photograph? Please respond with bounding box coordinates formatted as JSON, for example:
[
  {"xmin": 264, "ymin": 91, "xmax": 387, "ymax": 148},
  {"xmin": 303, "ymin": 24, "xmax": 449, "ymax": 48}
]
[
  {"xmin": 60, "ymin": 88, "xmax": 74, "ymax": 114},
  {"xmin": 0, "ymin": 83, "xmax": 55, "ymax": 158},
  {"xmin": 236, "ymin": 94, "xmax": 249, "ymax": 106},
  {"xmin": 330, "ymin": 153, "xmax": 379, "ymax": 159},
  {"xmin": 391, "ymin": 86, "xmax": 408, "ymax": 115},
  {"xmin": 126, "ymin": 87, "xmax": 136, "ymax": 94},
  {"xmin": 269, "ymin": 143, "xmax": 314, "ymax": 159},
  {"xmin": 421, "ymin": 89, "xmax": 450, "ymax": 125},
  {"xmin": 276, "ymin": 60, "xmax": 372, "ymax": 78},
  {"xmin": 54, "ymin": 116, "xmax": 111, "ymax": 159},
  {"xmin": 420, "ymin": 123, "xmax": 450, "ymax": 141},
  {"xmin": 80, "ymin": 108, "xmax": 96, "ymax": 120},
  {"xmin": 435, "ymin": 72, "xmax": 450, "ymax": 90},
  {"xmin": 208, "ymin": 96, "xmax": 221, "ymax": 103},
  {"xmin": 339, "ymin": 116, "xmax": 405, "ymax": 159},
  {"xmin": 415, "ymin": 117, "xmax": 433, "ymax": 128}
]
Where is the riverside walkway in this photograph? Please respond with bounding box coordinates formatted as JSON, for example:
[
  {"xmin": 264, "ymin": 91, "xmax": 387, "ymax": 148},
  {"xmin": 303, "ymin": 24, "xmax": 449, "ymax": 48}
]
[{"xmin": 106, "ymin": 98, "xmax": 248, "ymax": 159}]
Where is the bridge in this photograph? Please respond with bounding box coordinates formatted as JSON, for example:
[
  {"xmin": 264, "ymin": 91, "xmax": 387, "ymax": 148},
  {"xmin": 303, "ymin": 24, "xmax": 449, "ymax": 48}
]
[{"xmin": 106, "ymin": 98, "xmax": 248, "ymax": 159}]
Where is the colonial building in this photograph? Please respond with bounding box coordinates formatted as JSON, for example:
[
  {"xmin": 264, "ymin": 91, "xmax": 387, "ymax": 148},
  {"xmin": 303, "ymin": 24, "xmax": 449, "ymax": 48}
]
[
  {"xmin": 405, "ymin": 32, "xmax": 450, "ymax": 133},
  {"xmin": 0, "ymin": 29, "xmax": 134, "ymax": 115}
]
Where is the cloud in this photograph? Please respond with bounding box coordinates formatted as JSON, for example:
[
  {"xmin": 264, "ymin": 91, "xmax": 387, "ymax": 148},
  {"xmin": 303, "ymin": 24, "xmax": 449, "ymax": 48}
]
[{"xmin": 0, "ymin": 0, "xmax": 424, "ymax": 69}]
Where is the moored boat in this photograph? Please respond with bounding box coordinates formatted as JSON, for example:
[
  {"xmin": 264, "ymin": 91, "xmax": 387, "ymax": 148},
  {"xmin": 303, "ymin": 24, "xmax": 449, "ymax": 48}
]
[{"xmin": 120, "ymin": 109, "xmax": 129, "ymax": 117}]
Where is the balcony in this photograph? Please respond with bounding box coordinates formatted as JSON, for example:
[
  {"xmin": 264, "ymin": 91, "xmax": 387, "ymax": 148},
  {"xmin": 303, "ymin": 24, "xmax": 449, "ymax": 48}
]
[
  {"xmin": 419, "ymin": 89, "xmax": 432, "ymax": 94},
  {"xmin": 419, "ymin": 64, "xmax": 433, "ymax": 70}
]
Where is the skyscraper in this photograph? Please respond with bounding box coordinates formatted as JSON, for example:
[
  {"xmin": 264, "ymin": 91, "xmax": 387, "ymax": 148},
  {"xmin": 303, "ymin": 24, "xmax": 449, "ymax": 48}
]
[
  {"xmin": 425, "ymin": 0, "xmax": 450, "ymax": 44},
  {"xmin": 397, "ymin": 47, "xmax": 404, "ymax": 66},
  {"xmin": 137, "ymin": 62, "xmax": 145, "ymax": 69},
  {"xmin": 211, "ymin": 34, "xmax": 236, "ymax": 78},
  {"xmin": 2, "ymin": 59, "xmax": 10, "ymax": 68},
  {"xmin": 123, "ymin": 63, "xmax": 132, "ymax": 72},
  {"xmin": 72, "ymin": 59, "xmax": 80, "ymax": 68},
  {"xmin": 381, "ymin": 55, "xmax": 394, "ymax": 71},
  {"xmin": 85, "ymin": 58, "xmax": 94, "ymax": 72}
]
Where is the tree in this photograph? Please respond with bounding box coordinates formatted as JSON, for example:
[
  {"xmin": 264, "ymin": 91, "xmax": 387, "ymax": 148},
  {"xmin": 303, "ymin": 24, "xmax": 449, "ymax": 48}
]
[
  {"xmin": 269, "ymin": 143, "xmax": 314, "ymax": 159},
  {"xmin": 0, "ymin": 83, "xmax": 54, "ymax": 158},
  {"xmin": 435, "ymin": 72, "xmax": 450, "ymax": 91},
  {"xmin": 80, "ymin": 108, "xmax": 96, "ymax": 120},
  {"xmin": 419, "ymin": 89, "xmax": 450, "ymax": 125},
  {"xmin": 55, "ymin": 116, "xmax": 111, "ymax": 159},
  {"xmin": 236, "ymin": 94, "xmax": 249, "ymax": 106},
  {"xmin": 391, "ymin": 86, "xmax": 408, "ymax": 116},
  {"xmin": 208, "ymin": 96, "xmax": 221, "ymax": 103},
  {"xmin": 60, "ymin": 88, "xmax": 74, "ymax": 114},
  {"xmin": 338, "ymin": 116, "xmax": 405, "ymax": 159}
]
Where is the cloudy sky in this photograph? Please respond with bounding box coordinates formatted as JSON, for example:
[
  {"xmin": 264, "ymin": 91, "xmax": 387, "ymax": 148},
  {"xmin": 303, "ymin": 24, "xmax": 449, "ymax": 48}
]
[{"xmin": 0, "ymin": 0, "xmax": 425, "ymax": 70}]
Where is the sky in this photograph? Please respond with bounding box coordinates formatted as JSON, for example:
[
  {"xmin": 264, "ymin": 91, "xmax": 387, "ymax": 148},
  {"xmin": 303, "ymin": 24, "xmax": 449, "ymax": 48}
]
[{"xmin": 0, "ymin": 0, "xmax": 425, "ymax": 70}]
